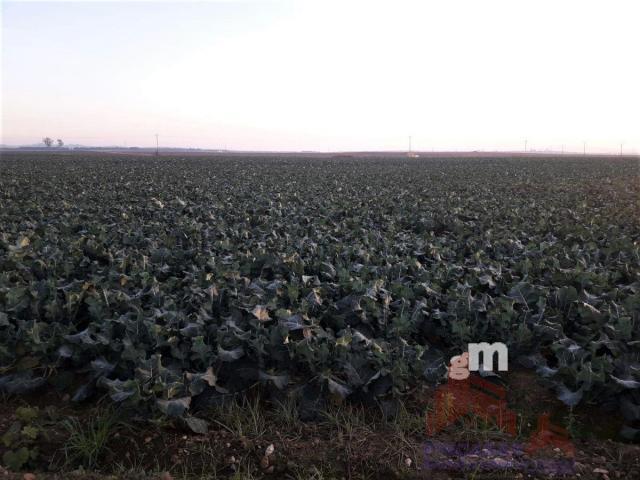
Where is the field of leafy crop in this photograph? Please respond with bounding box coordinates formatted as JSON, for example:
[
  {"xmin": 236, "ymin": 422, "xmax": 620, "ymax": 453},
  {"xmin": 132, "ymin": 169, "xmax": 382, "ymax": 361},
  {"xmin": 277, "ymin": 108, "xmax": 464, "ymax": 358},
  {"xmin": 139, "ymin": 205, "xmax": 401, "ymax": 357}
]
[{"xmin": 1, "ymin": 153, "xmax": 639, "ymax": 444}]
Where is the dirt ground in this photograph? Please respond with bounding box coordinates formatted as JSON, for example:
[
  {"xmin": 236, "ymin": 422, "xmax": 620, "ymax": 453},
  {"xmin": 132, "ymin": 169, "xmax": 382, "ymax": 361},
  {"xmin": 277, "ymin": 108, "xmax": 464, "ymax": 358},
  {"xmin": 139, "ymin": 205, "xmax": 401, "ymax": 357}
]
[{"xmin": 1, "ymin": 370, "xmax": 639, "ymax": 479}]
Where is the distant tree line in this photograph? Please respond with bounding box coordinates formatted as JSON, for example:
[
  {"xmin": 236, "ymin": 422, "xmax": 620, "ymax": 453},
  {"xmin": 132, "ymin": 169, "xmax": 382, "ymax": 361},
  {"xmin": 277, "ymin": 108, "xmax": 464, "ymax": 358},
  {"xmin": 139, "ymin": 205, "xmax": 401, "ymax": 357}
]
[{"xmin": 42, "ymin": 137, "xmax": 64, "ymax": 147}]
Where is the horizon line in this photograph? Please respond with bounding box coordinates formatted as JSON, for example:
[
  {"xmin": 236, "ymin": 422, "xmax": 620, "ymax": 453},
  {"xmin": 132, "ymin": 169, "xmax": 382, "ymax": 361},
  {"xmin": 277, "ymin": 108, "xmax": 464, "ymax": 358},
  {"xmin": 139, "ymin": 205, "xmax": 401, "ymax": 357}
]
[{"xmin": 1, "ymin": 145, "xmax": 637, "ymax": 157}]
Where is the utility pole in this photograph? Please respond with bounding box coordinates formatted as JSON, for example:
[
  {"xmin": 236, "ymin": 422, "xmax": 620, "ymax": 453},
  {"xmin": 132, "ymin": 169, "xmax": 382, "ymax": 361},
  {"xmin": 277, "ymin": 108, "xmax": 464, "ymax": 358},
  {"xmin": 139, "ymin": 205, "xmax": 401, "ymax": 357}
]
[
  {"xmin": 561, "ymin": 144, "xmax": 564, "ymax": 155},
  {"xmin": 583, "ymin": 141, "xmax": 586, "ymax": 156},
  {"xmin": 525, "ymin": 139, "xmax": 528, "ymax": 153},
  {"xmin": 620, "ymin": 142, "xmax": 623, "ymax": 156},
  {"xmin": 155, "ymin": 134, "xmax": 159, "ymax": 156}
]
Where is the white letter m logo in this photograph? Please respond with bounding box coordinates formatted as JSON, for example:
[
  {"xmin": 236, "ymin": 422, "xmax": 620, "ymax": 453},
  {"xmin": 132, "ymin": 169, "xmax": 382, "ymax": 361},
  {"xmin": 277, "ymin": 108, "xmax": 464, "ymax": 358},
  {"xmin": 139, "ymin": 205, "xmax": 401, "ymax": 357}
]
[{"xmin": 468, "ymin": 342, "xmax": 508, "ymax": 372}]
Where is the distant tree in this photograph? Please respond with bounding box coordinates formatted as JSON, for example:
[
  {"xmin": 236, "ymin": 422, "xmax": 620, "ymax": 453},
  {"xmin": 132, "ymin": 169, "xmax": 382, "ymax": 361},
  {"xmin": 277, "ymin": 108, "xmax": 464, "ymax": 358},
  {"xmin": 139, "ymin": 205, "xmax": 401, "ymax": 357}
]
[
  {"xmin": 42, "ymin": 137, "xmax": 53, "ymax": 147},
  {"xmin": 57, "ymin": 139, "xmax": 64, "ymax": 147}
]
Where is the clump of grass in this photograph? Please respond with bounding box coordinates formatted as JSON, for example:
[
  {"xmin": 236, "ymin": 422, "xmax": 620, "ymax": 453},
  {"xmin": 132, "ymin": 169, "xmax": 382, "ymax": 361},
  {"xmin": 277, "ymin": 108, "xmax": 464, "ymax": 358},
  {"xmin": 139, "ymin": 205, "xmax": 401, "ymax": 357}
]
[
  {"xmin": 564, "ymin": 406, "xmax": 579, "ymax": 438},
  {"xmin": 321, "ymin": 403, "xmax": 372, "ymax": 437},
  {"xmin": 272, "ymin": 394, "xmax": 300, "ymax": 431},
  {"xmin": 515, "ymin": 413, "xmax": 528, "ymax": 439},
  {"xmin": 228, "ymin": 453, "xmax": 260, "ymax": 480},
  {"xmin": 377, "ymin": 399, "xmax": 425, "ymax": 473},
  {"xmin": 449, "ymin": 412, "xmax": 511, "ymax": 443},
  {"xmin": 287, "ymin": 464, "xmax": 338, "ymax": 480},
  {"xmin": 211, "ymin": 396, "xmax": 266, "ymax": 438},
  {"xmin": 388, "ymin": 399, "xmax": 424, "ymax": 435},
  {"xmin": 62, "ymin": 408, "xmax": 118, "ymax": 469}
]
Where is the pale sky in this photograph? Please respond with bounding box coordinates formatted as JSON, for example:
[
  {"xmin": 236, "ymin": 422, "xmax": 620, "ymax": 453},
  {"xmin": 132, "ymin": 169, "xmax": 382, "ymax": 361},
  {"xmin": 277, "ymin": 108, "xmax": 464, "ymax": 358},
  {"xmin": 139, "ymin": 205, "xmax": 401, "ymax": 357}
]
[{"xmin": 1, "ymin": 0, "xmax": 639, "ymax": 153}]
